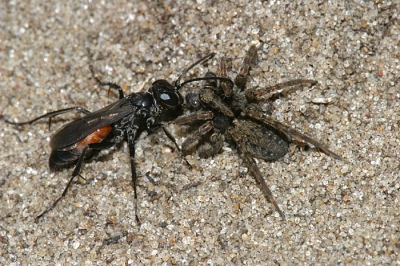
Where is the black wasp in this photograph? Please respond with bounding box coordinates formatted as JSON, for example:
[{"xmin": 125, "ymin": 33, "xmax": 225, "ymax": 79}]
[{"xmin": 3, "ymin": 54, "xmax": 233, "ymax": 224}]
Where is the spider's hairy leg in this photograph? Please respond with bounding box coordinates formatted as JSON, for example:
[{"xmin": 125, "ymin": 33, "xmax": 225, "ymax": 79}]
[
  {"xmin": 180, "ymin": 121, "xmax": 214, "ymax": 155},
  {"xmin": 199, "ymin": 89, "xmax": 235, "ymax": 118},
  {"xmin": 174, "ymin": 111, "xmax": 213, "ymax": 125},
  {"xmin": 228, "ymin": 126, "xmax": 285, "ymax": 219},
  {"xmin": 174, "ymin": 111, "xmax": 214, "ymax": 155},
  {"xmin": 235, "ymin": 44, "xmax": 259, "ymax": 89},
  {"xmin": 244, "ymin": 104, "xmax": 342, "ymax": 160},
  {"xmin": 217, "ymin": 57, "xmax": 234, "ymax": 97},
  {"xmin": 246, "ymin": 79, "xmax": 318, "ymax": 102},
  {"xmin": 197, "ymin": 132, "xmax": 224, "ymax": 158}
]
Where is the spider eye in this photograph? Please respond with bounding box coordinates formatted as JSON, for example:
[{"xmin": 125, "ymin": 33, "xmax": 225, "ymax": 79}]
[
  {"xmin": 152, "ymin": 80, "xmax": 183, "ymax": 109},
  {"xmin": 185, "ymin": 92, "xmax": 200, "ymax": 108}
]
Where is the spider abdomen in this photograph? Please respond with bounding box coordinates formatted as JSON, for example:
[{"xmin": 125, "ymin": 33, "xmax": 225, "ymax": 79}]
[{"xmin": 230, "ymin": 119, "xmax": 289, "ymax": 161}]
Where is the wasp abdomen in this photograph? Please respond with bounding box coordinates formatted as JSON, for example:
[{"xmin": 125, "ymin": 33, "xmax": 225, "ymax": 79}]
[{"xmin": 49, "ymin": 125, "xmax": 112, "ymax": 170}]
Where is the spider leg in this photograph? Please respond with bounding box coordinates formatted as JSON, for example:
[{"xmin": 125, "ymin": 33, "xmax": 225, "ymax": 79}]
[
  {"xmin": 243, "ymin": 104, "xmax": 341, "ymax": 160},
  {"xmin": 217, "ymin": 57, "xmax": 233, "ymax": 97},
  {"xmin": 174, "ymin": 111, "xmax": 214, "ymax": 155},
  {"xmin": 234, "ymin": 44, "xmax": 259, "ymax": 89},
  {"xmin": 177, "ymin": 92, "xmax": 230, "ymax": 158},
  {"xmin": 246, "ymin": 79, "xmax": 318, "ymax": 102},
  {"xmin": 197, "ymin": 132, "xmax": 224, "ymax": 158},
  {"xmin": 174, "ymin": 111, "xmax": 213, "ymax": 125},
  {"xmin": 199, "ymin": 89, "xmax": 235, "ymax": 118},
  {"xmin": 180, "ymin": 121, "xmax": 214, "ymax": 155},
  {"xmin": 228, "ymin": 126, "xmax": 285, "ymax": 219}
]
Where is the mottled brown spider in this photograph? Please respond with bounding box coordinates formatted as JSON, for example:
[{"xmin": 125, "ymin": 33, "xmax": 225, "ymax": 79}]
[{"xmin": 174, "ymin": 44, "xmax": 341, "ymax": 219}]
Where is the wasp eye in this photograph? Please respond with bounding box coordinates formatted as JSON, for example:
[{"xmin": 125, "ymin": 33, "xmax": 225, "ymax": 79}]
[{"xmin": 152, "ymin": 80, "xmax": 183, "ymax": 109}]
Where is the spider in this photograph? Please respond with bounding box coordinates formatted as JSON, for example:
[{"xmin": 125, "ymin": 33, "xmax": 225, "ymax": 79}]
[{"xmin": 174, "ymin": 44, "xmax": 341, "ymax": 219}]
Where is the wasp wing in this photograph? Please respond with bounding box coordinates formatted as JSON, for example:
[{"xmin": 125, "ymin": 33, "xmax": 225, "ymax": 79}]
[{"xmin": 50, "ymin": 97, "xmax": 135, "ymax": 149}]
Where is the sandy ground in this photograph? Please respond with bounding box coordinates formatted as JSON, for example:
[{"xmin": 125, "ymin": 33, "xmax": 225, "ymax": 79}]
[{"xmin": 0, "ymin": 0, "xmax": 399, "ymax": 265}]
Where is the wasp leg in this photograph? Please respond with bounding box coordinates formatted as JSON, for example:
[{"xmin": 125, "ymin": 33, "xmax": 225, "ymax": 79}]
[
  {"xmin": 149, "ymin": 123, "xmax": 193, "ymax": 169},
  {"xmin": 89, "ymin": 65, "xmax": 125, "ymax": 99},
  {"xmin": 35, "ymin": 142, "xmax": 115, "ymax": 222},
  {"xmin": 3, "ymin": 107, "xmax": 92, "ymax": 130},
  {"xmin": 125, "ymin": 125, "xmax": 142, "ymax": 225},
  {"xmin": 161, "ymin": 125, "xmax": 192, "ymax": 169}
]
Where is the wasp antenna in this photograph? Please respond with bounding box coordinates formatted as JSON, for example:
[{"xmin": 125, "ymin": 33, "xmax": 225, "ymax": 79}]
[
  {"xmin": 175, "ymin": 53, "xmax": 216, "ymax": 89},
  {"xmin": 179, "ymin": 76, "xmax": 234, "ymax": 91}
]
